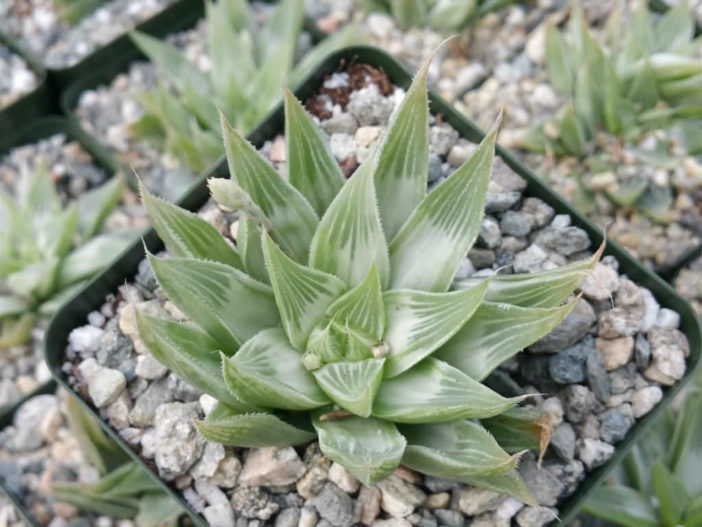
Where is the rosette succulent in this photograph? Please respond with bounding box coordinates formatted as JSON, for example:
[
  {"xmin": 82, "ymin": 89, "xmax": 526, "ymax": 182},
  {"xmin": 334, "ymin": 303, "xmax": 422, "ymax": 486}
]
[
  {"xmin": 135, "ymin": 62, "xmax": 601, "ymax": 500},
  {"xmin": 52, "ymin": 395, "xmax": 182, "ymax": 525},
  {"xmin": 129, "ymin": 0, "xmax": 357, "ymax": 173},
  {"xmin": 0, "ymin": 168, "xmax": 131, "ymax": 349}
]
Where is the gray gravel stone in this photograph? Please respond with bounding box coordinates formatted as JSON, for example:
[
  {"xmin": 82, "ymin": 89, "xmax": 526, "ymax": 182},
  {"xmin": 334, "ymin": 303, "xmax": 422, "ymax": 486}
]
[
  {"xmin": 433, "ymin": 509, "xmax": 463, "ymax": 527},
  {"xmin": 518, "ymin": 457, "xmax": 564, "ymax": 507},
  {"xmin": 550, "ymin": 423, "xmax": 576, "ymax": 461},
  {"xmin": 530, "ymin": 299, "xmax": 596, "ymax": 353},
  {"xmin": 88, "ymin": 368, "xmax": 126, "ymax": 408},
  {"xmin": 562, "ymin": 385, "xmax": 598, "ymax": 423},
  {"xmin": 240, "ymin": 447, "xmax": 306, "ymax": 487},
  {"xmin": 129, "ymin": 377, "xmax": 174, "ymax": 427},
  {"xmin": 631, "ymin": 386, "xmax": 663, "ymax": 418},
  {"xmin": 153, "ymin": 402, "xmax": 204, "ymax": 480},
  {"xmin": 599, "ymin": 408, "xmax": 634, "ymax": 443},
  {"xmin": 577, "ymin": 438, "xmax": 614, "ymax": 470},
  {"xmin": 533, "ymin": 226, "xmax": 590, "ymax": 256},
  {"xmin": 348, "ymin": 85, "xmax": 394, "ymax": 126},
  {"xmin": 311, "ymin": 483, "xmax": 359, "ymax": 527},
  {"xmin": 231, "ymin": 486, "xmax": 279, "ymax": 520},
  {"xmin": 500, "ymin": 210, "xmax": 531, "ymax": 237},
  {"xmin": 548, "ymin": 339, "xmax": 589, "ymax": 384},
  {"xmin": 96, "ymin": 319, "xmax": 133, "ymax": 367}
]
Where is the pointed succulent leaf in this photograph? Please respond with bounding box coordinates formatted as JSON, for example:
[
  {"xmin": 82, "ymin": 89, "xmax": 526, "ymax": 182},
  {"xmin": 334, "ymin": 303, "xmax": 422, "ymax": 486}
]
[
  {"xmin": 389, "ymin": 122, "xmax": 497, "ymax": 292},
  {"xmin": 219, "ymin": 119, "xmax": 318, "ymax": 262},
  {"xmin": 222, "ymin": 328, "xmax": 330, "ymax": 410},
  {"xmin": 399, "ymin": 419, "xmax": 518, "ymax": 479},
  {"xmin": 374, "ymin": 60, "xmax": 429, "ymax": 240},
  {"xmin": 256, "ymin": 0, "xmax": 303, "ymax": 64},
  {"xmin": 326, "ymin": 265, "xmax": 384, "ymax": 341},
  {"xmin": 6, "ymin": 257, "xmax": 59, "ymax": 299},
  {"xmin": 654, "ymin": 0, "xmax": 694, "ymax": 53},
  {"xmin": 429, "ymin": 0, "xmax": 476, "ymax": 33},
  {"xmin": 197, "ymin": 404, "xmax": 315, "ymax": 447},
  {"xmin": 236, "ymin": 216, "xmax": 269, "ymax": 284},
  {"xmin": 670, "ymin": 392, "xmax": 702, "ymax": 496},
  {"xmin": 0, "ymin": 295, "xmax": 27, "ymax": 319},
  {"xmin": 312, "ymin": 358, "xmax": 385, "ymax": 417},
  {"xmin": 130, "ymin": 31, "xmax": 211, "ymax": 96},
  {"xmin": 557, "ymin": 103, "xmax": 587, "ymax": 156},
  {"xmin": 652, "ymin": 459, "xmax": 689, "ymax": 527},
  {"xmin": 460, "ymin": 467, "xmax": 537, "ymax": 506},
  {"xmin": 90, "ymin": 462, "xmax": 163, "ymax": 498},
  {"xmin": 309, "ymin": 154, "xmax": 390, "ymax": 287},
  {"xmin": 582, "ymin": 486, "xmax": 659, "ymax": 527},
  {"xmin": 78, "ymin": 175, "xmax": 124, "ymax": 240},
  {"xmin": 57, "ymin": 233, "xmax": 133, "ymax": 289},
  {"xmin": 374, "ymin": 358, "xmax": 525, "ymax": 423},
  {"xmin": 436, "ymin": 300, "xmax": 576, "ymax": 381},
  {"xmin": 50, "ymin": 484, "xmax": 139, "ymax": 518},
  {"xmin": 148, "ymin": 253, "xmax": 278, "ymax": 350},
  {"xmin": 0, "ymin": 313, "xmax": 37, "ymax": 348},
  {"xmin": 36, "ymin": 203, "xmax": 78, "ymax": 259},
  {"xmin": 38, "ymin": 280, "xmax": 88, "ymax": 316},
  {"xmin": 383, "ymin": 279, "xmax": 489, "ymax": 377},
  {"xmin": 135, "ymin": 493, "xmax": 182, "ymax": 527},
  {"xmin": 262, "ymin": 231, "xmax": 346, "ymax": 350},
  {"xmin": 482, "ymin": 406, "xmax": 553, "ymax": 462},
  {"xmin": 453, "ymin": 242, "xmax": 603, "ymax": 308},
  {"xmin": 140, "ymin": 181, "xmax": 242, "ymax": 269},
  {"xmin": 312, "ymin": 409, "xmax": 406, "ymax": 486},
  {"xmin": 65, "ymin": 395, "xmax": 129, "ymax": 474},
  {"xmin": 135, "ymin": 311, "xmax": 253, "ymax": 411},
  {"xmin": 545, "ymin": 23, "xmax": 574, "ymax": 95},
  {"xmin": 389, "ymin": 0, "xmax": 426, "ymax": 30},
  {"xmin": 284, "ymin": 89, "xmax": 344, "ymax": 216}
]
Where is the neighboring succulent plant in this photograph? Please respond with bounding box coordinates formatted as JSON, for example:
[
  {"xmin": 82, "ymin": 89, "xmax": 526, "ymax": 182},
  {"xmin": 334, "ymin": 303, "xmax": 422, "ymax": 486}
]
[
  {"xmin": 0, "ymin": 167, "xmax": 131, "ymax": 349},
  {"xmin": 134, "ymin": 62, "xmax": 601, "ymax": 500},
  {"xmin": 51, "ymin": 394, "xmax": 181, "ymax": 525},
  {"xmin": 582, "ymin": 373, "xmax": 702, "ymax": 527},
  {"xmin": 128, "ymin": 0, "xmax": 357, "ymax": 173},
  {"xmin": 361, "ymin": 0, "xmax": 518, "ymax": 32}
]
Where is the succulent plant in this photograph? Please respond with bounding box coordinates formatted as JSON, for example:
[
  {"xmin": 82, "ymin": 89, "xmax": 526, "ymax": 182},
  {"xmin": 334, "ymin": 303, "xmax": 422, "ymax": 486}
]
[
  {"xmin": 53, "ymin": 0, "xmax": 101, "ymax": 24},
  {"xmin": 51, "ymin": 394, "xmax": 181, "ymax": 525},
  {"xmin": 361, "ymin": 0, "xmax": 518, "ymax": 32},
  {"xmin": 128, "ymin": 0, "xmax": 358, "ymax": 173},
  {"xmin": 524, "ymin": 1, "xmax": 702, "ymax": 158},
  {"xmin": 135, "ymin": 62, "xmax": 601, "ymax": 500},
  {"xmin": 582, "ymin": 373, "xmax": 702, "ymax": 527},
  {"xmin": 0, "ymin": 167, "xmax": 131, "ymax": 349}
]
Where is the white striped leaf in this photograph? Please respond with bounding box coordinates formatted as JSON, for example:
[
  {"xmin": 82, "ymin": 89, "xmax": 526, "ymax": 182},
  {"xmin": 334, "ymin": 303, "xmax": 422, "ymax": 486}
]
[
  {"xmin": 221, "ymin": 115, "xmax": 318, "ymax": 262},
  {"xmin": 389, "ymin": 122, "xmax": 497, "ymax": 292},
  {"xmin": 222, "ymin": 327, "xmax": 330, "ymax": 410},
  {"xmin": 400, "ymin": 420, "xmax": 536, "ymax": 504},
  {"xmin": 382, "ymin": 279, "xmax": 488, "ymax": 378},
  {"xmin": 148, "ymin": 254, "xmax": 278, "ymax": 351},
  {"xmin": 309, "ymin": 154, "xmax": 389, "ymax": 288},
  {"xmin": 78, "ymin": 174, "xmax": 124, "ymax": 240},
  {"xmin": 312, "ymin": 410, "xmax": 406, "ymax": 486},
  {"xmin": 374, "ymin": 60, "xmax": 429, "ymax": 241},
  {"xmin": 399, "ymin": 419, "xmax": 517, "ymax": 478},
  {"xmin": 135, "ymin": 311, "xmax": 252, "ymax": 411},
  {"xmin": 436, "ymin": 300, "xmax": 576, "ymax": 381},
  {"xmin": 262, "ymin": 232, "xmax": 346, "ymax": 350},
  {"xmin": 285, "ymin": 89, "xmax": 344, "ymax": 216},
  {"xmin": 482, "ymin": 406, "xmax": 550, "ymax": 455},
  {"xmin": 312, "ymin": 358, "xmax": 385, "ymax": 417},
  {"xmin": 57, "ymin": 233, "xmax": 133, "ymax": 289},
  {"xmin": 141, "ymin": 181, "xmax": 242, "ymax": 270},
  {"xmin": 390, "ymin": 0, "xmax": 426, "ymax": 30},
  {"xmin": 326, "ymin": 265, "xmax": 384, "ymax": 341},
  {"xmin": 452, "ymin": 241, "xmax": 603, "ymax": 308},
  {"xmin": 373, "ymin": 358, "xmax": 524, "ymax": 423},
  {"xmin": 0, "ymin": 296, "xmax": 27, "ymax": 319},
  {"xmin": 197, "ymin": 406, "xmax": 315, "ymax": 447},
  {"xmin": 237, "ymin": 217, "xmax": 269, "ymax": 284}
]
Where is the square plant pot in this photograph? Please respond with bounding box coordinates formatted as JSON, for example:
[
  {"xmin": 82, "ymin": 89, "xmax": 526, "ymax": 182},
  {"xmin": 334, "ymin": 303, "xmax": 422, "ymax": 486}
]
[
  {"xmin": 0, "ymin": 381, "xmax": 58, "ymax": 527},
  {"xmin": 44, "ymin": 46, "xmax": 702, "ymax": 527},
  {"xmin": 0, "ymin": 0, "xmax": 204, "ymax": 93}
]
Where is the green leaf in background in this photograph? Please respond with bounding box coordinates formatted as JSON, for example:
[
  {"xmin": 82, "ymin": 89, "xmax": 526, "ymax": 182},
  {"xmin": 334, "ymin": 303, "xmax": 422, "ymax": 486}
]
[
  {"xmin": 545, "ymin": 23, "xmax": 575, "ymax": 95},
  {"xmin": 78, "ymin": 175, "xmax": 124, "ymax": 240},
  {"xmin": 56, "ymin": 233, "xmax": 133, "ymax": 290},
  {"xmin": 389, "ymin": 121, "xmax": 497, "ymax": 292},
  {"xmin": 135, "ymin": 493, "xmax": 182, "ymax": 527},
  {"xmin": 383, "ymin": 280, "xmax": 489, "ymax": 377},
  {"xmin": 0, "ymin": 296, "xmax": 28, "ymax": 319},
  {"xmin": 223, "ymin": 328, "xmax": 330, "ymax": 410},
  {"xmin": 0, "ymin": 313, "xmax": 36, "ymax": 348},
  {"xmin": 652, "ymin": 459, "xmax": 689, "ymax": 527},
  {"xmin": 389, "ymin": 0, "xmax": 427, "ymax": 30},
  {"xmin": 670, "ymin": 391, "xmax": 702, "ymax": 497},
  {"xmin": 198, "ymin": 405, "xmax": 316, "ymax": 447},
  {"xmin": 50, "ymin": 484, "xmax": 139, "ymax": 518},
  {"xmin": 429, "ymin": 0, "xmax": 477, "ymax": 33},
  {"xmin": 312, "ymin": 409, "xmax": 406, "ymax": 486},
  {"xmin": 583, "ymin": 486, "xmax": 659, "ymax": 527}
]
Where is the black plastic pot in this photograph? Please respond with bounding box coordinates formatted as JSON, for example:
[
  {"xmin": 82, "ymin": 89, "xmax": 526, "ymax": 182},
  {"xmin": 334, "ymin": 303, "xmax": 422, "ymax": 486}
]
[
  {"xmin": 0, "ymin": 34, "xmax": 53, "ymax": 137},
  {"xmin": 44, "ymin": 46, "xmax": 702, "ymax": 527},
  {"xmin": 0, "ymin": 0, "xmax": 205, "ymax": 94},
  {"xmin": 0, "ymin": 381, "xmax": 57, "ymax": 527}
]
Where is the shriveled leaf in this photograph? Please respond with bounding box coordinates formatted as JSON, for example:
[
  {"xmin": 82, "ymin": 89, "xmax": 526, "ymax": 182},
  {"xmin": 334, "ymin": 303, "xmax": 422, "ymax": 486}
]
[
  {"xmin": 312, "ymin": 409, "xmax": 406, "ymax": 486},
  {"xmin": 313, "ymin": 358, "xmax": 385, "ymax": 417},
  {"xmin": 436, "ymin": 300, "xmax": 576, "ymax": 381},
  {"xmin": 383, "ymin": 279, "xmax": 488, "ymax": 377},
  {"xmin": 453, "ymin": 242, "xmax": 603, "ymax": 308},
  {"xmin": 223, "ymin": 328, "xmax": 329, "ymax": 410},
  {"xmin": 148, "ymin": 254, "xmax": 278, "ymax": 351},
  {"xmin": 309, "ymin": 154, "xmax": 389, "ymax": 288},
  {"xmin": 135, "ymin": 311, "xmax": 252, "ymax": 411},
  {"xmin": 389, "ymin": 122, "xmax": 497, "ymax": 292},
  {"xmin": 374, "ymin": 358, "xmax": 524, "ymax": 423},
  {"xmin": 65, "ymin": 395, "xmax": 129, "ymax": 474},
  {"xmin": 326, "ymin": 265, "xmax": 384, "ymax": 341},
  {"xmin": 78, "ymin": 175, "xmax": 124, "ymax": 240},
  {"xmin": 57, "ymin": 233, "xmax": 133, "ymax": 289},
  {"xmin": 482, "ymin": 406, "xmax": 553, "ymax": 461},
  {"xmin": 374, "ymin": 60, "xmax": 429, "ymax": 240},
  {"xmin": 219, "ymin": 120, "xmax": 318, "ymax": 262},
  {"xmin": 262, "ymin": 232, "xmax": 345, "ymax": 349},
  {"xmin": 140, "ymin": 182, "xmax": 242, "ymax": 269},
  {"xmin": 582, "ymin": 486, "xmax": 659, "ymax": 527},
  {"xmin": 399, "ymin": 419, "xmax": 518, "ymax": 479},
  {"xmin": 198, "ymin": 405, "xmax": 315, "ymax": 447},
  {"xmin": 284, "ymin": 89, "xmax": 344, "ymax": 216}
]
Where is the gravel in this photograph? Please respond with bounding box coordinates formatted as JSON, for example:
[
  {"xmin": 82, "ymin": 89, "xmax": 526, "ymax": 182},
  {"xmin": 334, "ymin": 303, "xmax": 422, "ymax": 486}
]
[
  {"xmin": 60, "ymin": 60, "xmax": 689, "ymax": 526},
  {"xmin": 0, "ymin": 43, "xmax": 39, "ymax": 109},
  {"xmin": 0, "ymin": 0, "xmax": 177, "ymax": 69}
]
